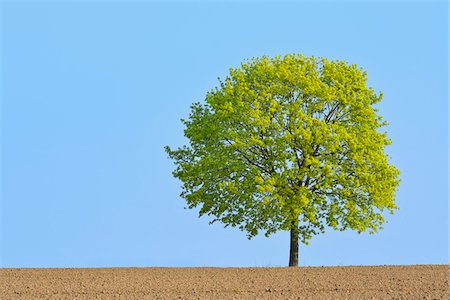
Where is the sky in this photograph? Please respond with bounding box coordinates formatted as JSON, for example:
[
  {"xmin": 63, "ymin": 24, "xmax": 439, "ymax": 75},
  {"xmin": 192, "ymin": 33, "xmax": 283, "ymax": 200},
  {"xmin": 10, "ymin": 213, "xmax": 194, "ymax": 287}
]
[{"xmin": 1, "ymin": 1, "xmax": 448, "ymax": 268}]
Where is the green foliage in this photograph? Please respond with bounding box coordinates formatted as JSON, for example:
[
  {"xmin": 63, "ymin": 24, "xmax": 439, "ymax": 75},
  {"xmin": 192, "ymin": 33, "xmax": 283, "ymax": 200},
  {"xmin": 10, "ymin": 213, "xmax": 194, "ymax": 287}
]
[{"xmin": 165, "ymin": 54, "xmax": 400, "ymax": 244}]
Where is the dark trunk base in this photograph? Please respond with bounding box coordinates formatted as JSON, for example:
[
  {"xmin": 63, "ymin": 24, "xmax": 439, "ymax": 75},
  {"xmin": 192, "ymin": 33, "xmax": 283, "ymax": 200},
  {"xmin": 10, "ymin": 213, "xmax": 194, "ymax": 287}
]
[{"xmin": 289, "ymin": 220, "xmax": 299, "ymax": 267}]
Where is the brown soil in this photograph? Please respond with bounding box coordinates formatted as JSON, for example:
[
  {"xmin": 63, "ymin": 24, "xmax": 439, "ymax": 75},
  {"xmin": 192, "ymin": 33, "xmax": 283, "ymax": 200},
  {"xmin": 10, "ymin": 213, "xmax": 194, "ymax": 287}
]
[{"xmin": 1, "ymin": 265, "xmax": 448, "ymax": 299}]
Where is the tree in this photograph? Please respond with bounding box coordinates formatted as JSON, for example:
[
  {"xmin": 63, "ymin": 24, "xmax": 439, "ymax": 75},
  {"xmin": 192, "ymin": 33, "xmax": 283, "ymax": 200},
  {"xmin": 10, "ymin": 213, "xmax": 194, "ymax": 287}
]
[{"xmin": 165, "ymin": 54, "xmax": 400, "ymax": 267}]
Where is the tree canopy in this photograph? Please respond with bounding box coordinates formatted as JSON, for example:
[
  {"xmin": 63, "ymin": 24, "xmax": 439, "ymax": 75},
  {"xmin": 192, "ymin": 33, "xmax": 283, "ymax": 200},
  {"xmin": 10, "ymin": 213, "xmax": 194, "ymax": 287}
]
[{"xmin": 165, "ymin": 54, "xmax": 400, "ymax": 265}]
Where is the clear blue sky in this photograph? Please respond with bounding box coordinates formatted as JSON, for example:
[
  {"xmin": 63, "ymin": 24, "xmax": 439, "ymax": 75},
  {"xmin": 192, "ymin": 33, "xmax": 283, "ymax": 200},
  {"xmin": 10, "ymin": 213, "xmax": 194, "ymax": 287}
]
[{"xmin": 1, "ymin": 1, "xmax": 448, "ymax": 268}]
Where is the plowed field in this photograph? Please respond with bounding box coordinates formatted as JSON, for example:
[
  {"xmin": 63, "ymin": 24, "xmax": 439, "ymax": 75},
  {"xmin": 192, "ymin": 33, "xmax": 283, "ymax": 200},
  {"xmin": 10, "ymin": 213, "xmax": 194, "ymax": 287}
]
[{"xmin": 1, "ymin": 265, "xmax": 448, "ymax": 299}]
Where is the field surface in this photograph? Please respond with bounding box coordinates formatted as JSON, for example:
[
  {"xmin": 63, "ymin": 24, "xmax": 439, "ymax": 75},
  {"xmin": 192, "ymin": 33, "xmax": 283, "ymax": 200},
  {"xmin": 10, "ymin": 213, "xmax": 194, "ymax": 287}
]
[{"xmin": 1, "ymin": 265, "xmax": 448, "ymax": 299}]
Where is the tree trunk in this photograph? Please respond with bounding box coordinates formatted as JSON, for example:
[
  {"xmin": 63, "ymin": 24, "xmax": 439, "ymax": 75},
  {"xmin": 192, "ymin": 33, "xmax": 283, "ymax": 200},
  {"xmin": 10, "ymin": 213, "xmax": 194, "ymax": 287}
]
[{"xmin": 289, "ymin": 220, "xmax": 299, "ymax": 267}]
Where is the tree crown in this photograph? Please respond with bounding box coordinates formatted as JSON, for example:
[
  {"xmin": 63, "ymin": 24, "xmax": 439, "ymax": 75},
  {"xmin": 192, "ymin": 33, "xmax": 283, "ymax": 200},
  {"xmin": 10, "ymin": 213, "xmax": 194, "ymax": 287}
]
[{"xmin": 166, "ymin": 54, "xmax": 400, "ymax": 244}]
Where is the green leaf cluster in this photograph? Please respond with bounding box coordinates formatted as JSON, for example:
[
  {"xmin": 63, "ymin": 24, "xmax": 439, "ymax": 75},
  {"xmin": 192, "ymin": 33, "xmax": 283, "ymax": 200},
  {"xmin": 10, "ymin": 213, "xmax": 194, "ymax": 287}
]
[{"xmin": 165, "ymin": 54, "xmax": 400, "ymax": 244}]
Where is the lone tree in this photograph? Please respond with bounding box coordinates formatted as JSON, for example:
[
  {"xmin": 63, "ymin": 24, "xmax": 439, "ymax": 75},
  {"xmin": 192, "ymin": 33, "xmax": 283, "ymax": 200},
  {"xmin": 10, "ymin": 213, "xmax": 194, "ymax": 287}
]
[{"xmin": 165, "ymin": 54, "xmax": 400, "ymax": 267}]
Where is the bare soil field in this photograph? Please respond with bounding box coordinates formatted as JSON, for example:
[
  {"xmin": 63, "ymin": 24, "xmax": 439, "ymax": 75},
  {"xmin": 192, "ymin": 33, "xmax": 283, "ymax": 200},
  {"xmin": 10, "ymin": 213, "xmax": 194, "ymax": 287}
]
[{"xmin": 1, "ymin": 265, "xmax": 448, "ymax": 299}]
